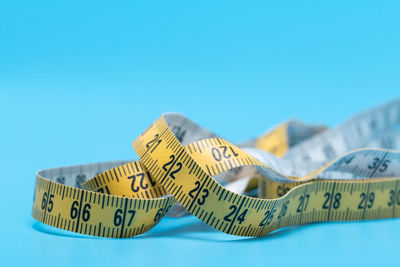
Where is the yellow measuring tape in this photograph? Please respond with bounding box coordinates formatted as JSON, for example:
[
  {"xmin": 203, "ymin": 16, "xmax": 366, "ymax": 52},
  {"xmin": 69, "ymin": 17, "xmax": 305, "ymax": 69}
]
[{"xmin": 32, "ymin": 101, "xmax": 400, "ymax": 238}]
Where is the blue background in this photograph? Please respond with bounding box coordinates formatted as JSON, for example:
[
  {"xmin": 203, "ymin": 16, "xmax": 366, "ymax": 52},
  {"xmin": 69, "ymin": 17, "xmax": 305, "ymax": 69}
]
[{"xmin": 1, "ymin": 1, "xmax": 399, "ymax": 266}]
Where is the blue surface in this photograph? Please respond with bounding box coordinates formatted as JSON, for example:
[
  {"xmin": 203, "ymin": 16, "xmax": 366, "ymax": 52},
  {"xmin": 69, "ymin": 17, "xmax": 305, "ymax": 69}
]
[{"xmin": 1, "ymin": 1, "xmax": 400, "ymax": 266}]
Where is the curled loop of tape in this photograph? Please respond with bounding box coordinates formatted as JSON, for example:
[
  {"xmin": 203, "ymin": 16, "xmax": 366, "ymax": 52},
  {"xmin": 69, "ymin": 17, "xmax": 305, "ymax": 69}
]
[{"xmin": 32, "ymin": 99, "xmax": 400, "ymax": 237}]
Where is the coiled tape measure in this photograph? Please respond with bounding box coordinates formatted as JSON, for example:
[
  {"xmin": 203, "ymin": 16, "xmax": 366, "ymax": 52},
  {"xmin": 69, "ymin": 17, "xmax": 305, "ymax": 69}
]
[{"xmin": 32, "ymin": 100, "xmax": 400, "ymax": 238}]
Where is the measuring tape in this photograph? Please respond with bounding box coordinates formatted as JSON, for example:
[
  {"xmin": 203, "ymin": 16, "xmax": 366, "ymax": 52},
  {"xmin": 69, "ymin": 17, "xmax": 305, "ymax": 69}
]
[{"xmin": 32, "ymin": 100, "xmax": 400, "ymax": 238}]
